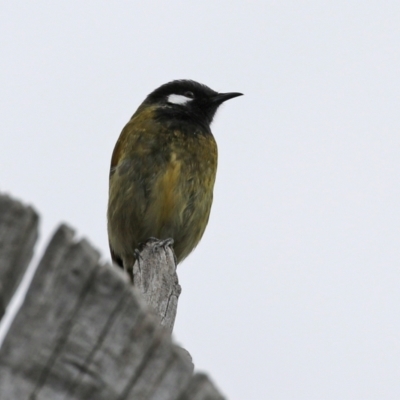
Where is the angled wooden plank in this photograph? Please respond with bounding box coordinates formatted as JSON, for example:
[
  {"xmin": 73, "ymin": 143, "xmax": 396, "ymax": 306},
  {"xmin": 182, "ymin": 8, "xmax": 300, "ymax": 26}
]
[
  {"xmin": 36, "ymin": 266, "xmax": 171, "ymax": 399},
  {"xmin": 178, "ymin": 373, "xmax": 226, "ymax": 400},
  {"xmin": 0, "ymin": 194, "xmax": 38, "ymax": 319},
  {"xmin": 0, "ymin": 224, "xmax": 195, "ymax": 400}
]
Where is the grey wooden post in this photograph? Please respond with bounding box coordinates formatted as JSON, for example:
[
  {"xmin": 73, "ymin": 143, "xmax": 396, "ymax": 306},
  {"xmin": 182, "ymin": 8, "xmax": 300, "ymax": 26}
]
[
  {"xmin": 131, "ymin": 238, "xmax": 181, "ymax": 333},
  {"xmin": 0, "ymin": 194, "xmax": 226, "ymax": 399}
]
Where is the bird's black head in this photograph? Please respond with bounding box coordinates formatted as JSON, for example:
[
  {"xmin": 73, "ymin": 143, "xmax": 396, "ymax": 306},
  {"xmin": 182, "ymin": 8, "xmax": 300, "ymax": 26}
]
[{"xmin": 142, "ymin": 80, "xmax": 243, "ymax": 129}]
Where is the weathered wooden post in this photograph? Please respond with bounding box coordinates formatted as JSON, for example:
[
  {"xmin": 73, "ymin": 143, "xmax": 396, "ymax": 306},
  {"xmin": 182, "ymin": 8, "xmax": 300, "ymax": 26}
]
[
  {"xmin": 130, "ymin": 238, "xmax": 181, "ymax": 333},
  {"xmin": 0, "ymin": 194, "xmax": 226, "ymax": 400}
]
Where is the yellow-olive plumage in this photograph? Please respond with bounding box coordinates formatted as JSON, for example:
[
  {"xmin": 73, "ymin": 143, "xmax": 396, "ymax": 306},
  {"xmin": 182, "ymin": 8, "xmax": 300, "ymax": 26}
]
[{"xmin": 107, "ymin": 80, "xmax": 242, "ymax": 278}]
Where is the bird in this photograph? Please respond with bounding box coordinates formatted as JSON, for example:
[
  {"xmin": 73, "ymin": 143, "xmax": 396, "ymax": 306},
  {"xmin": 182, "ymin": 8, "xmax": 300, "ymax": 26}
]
[{"xmin": 107, "ymin": 79, "xmax": 242, "ymax": 280}]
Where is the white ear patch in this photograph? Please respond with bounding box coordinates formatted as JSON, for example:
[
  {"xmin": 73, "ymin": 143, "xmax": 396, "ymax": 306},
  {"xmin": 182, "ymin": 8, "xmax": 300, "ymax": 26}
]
[{"xmin": 167, "ymin": 94, "xmax": 193, "ymax": 105}]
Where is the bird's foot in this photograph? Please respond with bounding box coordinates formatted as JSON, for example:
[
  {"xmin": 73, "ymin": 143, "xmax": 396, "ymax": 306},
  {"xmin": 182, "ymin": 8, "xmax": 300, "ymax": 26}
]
[{"xmin": 155, "ymin": 238, "xmax": 174, "ymax": 249}]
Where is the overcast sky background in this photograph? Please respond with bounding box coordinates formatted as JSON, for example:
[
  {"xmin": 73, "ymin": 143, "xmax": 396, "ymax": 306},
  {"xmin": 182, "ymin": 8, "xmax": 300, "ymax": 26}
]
[{"xmin": 1, "ymin": 2, "xmax": 400, "ymax": 399}]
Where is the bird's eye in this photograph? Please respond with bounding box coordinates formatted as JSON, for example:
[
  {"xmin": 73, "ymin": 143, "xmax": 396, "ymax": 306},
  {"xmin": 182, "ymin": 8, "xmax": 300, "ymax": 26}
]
[{"xmin": 184, "ymin": 91, "xmax": 194, "ymax": 98}]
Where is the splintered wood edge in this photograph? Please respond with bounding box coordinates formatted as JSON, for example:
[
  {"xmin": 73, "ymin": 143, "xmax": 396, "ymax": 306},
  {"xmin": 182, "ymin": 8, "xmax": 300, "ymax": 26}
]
[{"xmin": 0, "ymin": 194, "xmax": 39, "ymax": 319}]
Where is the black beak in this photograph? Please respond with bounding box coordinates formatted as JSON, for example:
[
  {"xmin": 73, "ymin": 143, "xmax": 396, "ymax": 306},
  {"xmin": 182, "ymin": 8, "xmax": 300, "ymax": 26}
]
[{"xmin": 211, "ymin": 92, "xmax": 243, "ymax": 105}]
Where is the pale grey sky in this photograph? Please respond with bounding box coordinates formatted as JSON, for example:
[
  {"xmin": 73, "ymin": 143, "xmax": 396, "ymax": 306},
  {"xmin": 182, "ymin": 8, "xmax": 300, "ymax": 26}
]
[{"xmin": 1, "ymin": 2, "xmax": 400, "ymax": 399}]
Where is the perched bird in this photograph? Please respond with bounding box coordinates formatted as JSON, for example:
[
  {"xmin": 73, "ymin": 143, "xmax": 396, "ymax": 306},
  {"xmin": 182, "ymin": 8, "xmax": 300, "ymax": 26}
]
[{"xmin": 107, "ymin": 80, "xmax": 242, "ymax": 279}]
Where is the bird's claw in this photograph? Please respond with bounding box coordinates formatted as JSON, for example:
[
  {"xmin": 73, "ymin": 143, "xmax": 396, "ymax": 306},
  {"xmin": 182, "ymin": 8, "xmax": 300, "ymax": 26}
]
[{"xmin": 155, "ymin": 238, "xmax": 174, "ymax": 249}]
